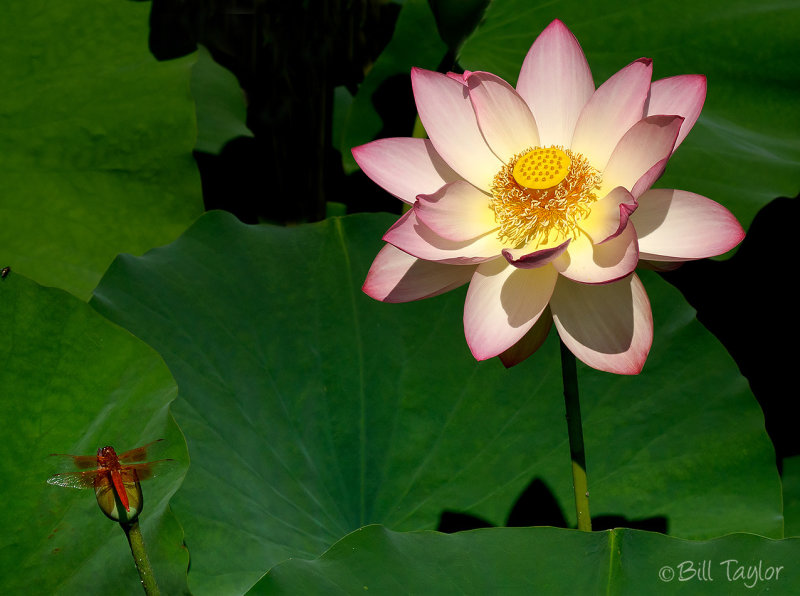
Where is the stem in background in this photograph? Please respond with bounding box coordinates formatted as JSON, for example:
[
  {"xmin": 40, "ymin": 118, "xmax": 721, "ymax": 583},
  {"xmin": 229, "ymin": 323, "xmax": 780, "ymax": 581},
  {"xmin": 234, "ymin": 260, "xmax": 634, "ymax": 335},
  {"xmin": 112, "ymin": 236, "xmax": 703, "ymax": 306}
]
[
  {"xmin": 121, "ymin": 520, "xmax": 161, "ymax": 596},
  {"xmin": 559, "ymin": 339, "xmax": 592, "ymax": 532}
]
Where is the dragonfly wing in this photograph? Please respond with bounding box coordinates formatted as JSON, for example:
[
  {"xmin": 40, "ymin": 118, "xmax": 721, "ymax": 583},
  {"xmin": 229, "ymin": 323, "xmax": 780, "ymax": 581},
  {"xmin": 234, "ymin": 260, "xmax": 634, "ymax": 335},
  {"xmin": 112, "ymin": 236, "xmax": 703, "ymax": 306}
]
[
  {"xmin": 46, "ymin": 470, "xmax": 102, "ymax": 489},
  {"xmin": 122, "ymin": 459, "xmax": 177, "ymax": 482},
  {"xmin": 48, "ymin": 453, "xmax": 98, "ymax": 470},
  {"xmin": 117, "ymin": 439, "xmax": 165, "ymax": 463}
]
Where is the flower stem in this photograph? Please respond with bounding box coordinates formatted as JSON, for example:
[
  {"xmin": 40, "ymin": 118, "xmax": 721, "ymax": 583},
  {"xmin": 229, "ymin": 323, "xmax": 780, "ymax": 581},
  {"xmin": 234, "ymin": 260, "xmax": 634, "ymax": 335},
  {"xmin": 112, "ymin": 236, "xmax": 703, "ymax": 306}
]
[
  {"xmin": 121, "ymin": 520, "xmax": 161, "ymax": 595},
  {"xmin": 559, "ymin": 339, "xmax": 592, "ymax": 531}
]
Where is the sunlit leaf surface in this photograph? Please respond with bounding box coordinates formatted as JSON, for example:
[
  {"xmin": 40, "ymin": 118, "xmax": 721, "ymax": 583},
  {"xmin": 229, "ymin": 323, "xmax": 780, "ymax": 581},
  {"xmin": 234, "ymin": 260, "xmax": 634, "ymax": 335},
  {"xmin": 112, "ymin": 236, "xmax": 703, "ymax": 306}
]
[
  {"xmin": 92, "ymin": 211, "xmax": 780, "ymax": 594},
  {"xmin": 0, "ymin": 0, "xmax": 203, "ymax": 300}
]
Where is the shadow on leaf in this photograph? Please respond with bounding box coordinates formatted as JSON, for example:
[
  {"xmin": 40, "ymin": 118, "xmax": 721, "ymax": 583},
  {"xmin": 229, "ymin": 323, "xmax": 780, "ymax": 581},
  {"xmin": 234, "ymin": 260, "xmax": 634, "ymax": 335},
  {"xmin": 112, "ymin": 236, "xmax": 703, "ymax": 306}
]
[{"xmin": 437, "ymin": 477, "xmax": 668, "ymax": 534}]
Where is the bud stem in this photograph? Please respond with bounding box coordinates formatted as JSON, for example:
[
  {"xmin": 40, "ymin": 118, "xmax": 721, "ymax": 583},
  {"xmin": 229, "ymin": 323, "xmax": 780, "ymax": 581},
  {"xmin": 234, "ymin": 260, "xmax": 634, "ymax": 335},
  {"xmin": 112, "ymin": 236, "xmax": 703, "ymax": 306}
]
[{"xmin": 121, "ymin": 520, "xmax": 161, "ymax": 595}]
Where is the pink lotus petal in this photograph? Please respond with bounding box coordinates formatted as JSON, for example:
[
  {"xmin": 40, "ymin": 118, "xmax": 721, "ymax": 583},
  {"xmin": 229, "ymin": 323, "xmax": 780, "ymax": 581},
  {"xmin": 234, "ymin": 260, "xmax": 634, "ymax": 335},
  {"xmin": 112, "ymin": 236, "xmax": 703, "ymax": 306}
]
[
  {"xmin": 553, "ymin": 224, "xmax": 639, "ymax": 284},
  {"xmin": 412, "ymin": 67, "xmax": 502, "ymax": 191},
  {"xmin": 502, "ymin": 239, "xmax": 571, "ymax": 269},
  {"xmin": 499, "ymin": 308, "xmax": 554, "ymax": 368},
  {"xmin": 551, "ymin": 273, "xmax": 653, "ymax": 374},
  {"xmin": 363, "ymin": 244, "xmax": 475, "ymax": 303},
  {"xmin": 630, "ymin": 157, "xmax": 668, "ymax": 199},
  {"xmin": 383, "ymin": 210, "xmax": 504, "ymax": 264},
  {"xmin": 352, "ymin": 137, "xmax": 461, "ymax": 204},
  {"xmin": 464, "ymin": 259, "xmax": 558, "ymax": 360},
  {"xmin": 633, "ymin": 189, "xmax": 745, "ymax": 260},
  {"xmin": 355, "ymin": 20, "xmax": 740, "ymax": 377},
  {"xmin": 446, "ymin": 70, "xmax": 472, "ymax": 84},
  {"xmin": 414, "ymin": 180, "xmax": 497, "ymax": 242},
  {"xmin": 466, "ymin": 71, "xmax": 540, "ymax": 161},
  {"xmin": 571, "ymin": 58, "xmax": 653, "ymax": 170},
  {"xmin": 601, "ymin": 115, "xmax": 683, "ymax": 195},
  {"xmin": 516, "ymin": 19, "xmax": 594, "ymax": 147},
  {"xmin": 580, "ymin": 186, "xmax": 637, "ymax": 244},
  {"xmin": 646, "ymin": 75, "xmax": 706, "ymax": 153}
]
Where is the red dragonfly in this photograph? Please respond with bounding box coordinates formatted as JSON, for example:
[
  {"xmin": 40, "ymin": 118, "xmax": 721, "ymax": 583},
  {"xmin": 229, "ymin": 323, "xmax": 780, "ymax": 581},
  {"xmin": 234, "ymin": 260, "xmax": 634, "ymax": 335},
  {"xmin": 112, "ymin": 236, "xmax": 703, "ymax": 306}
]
[{"xmin": 47, "ymin": 440, "xmax": 174, "ymax": 520}]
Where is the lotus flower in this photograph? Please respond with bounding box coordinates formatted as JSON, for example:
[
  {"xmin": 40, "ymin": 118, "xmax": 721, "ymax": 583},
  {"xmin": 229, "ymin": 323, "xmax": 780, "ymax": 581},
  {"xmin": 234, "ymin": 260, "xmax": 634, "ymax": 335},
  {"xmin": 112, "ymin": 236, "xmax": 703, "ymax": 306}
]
[{"xmin": 354, "ymin": 19, "xmax": 743, "ymax": 374}]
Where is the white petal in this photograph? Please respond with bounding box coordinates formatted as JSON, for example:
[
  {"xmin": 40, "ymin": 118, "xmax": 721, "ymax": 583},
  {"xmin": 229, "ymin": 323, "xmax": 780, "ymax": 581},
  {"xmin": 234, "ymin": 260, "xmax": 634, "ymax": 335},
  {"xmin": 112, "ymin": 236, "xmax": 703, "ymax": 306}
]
[
  {"xmin": 412, "ymin": 67, "xmax": 502, "ymax": 191},
  {"xmin": 630, "ymin": 158, "xmax": 668, "ymax": 200},
  {"xmin": 633, "ymin": 189, "xmax": 745, "ymax": 260},
  {"xmin": 580, "ymin": 186, "xmax": 637, "ymax": 244},
  {"xmin": 383, "ymin": 210, "xmax": 504, "ymax": 264},
  {"xmin": 414, "ymin": 181, "xmax": 497, "ymax": 242},
  {"xmin": 464, "ymin": 259, "xmax": 558, "ymax": 360},
  {"xmin": 466, "ymin": 71, "xmax": 540, "ymax": 160},
  {"xmin": 516, "ymin": 19, "xmax": 594, "ymax": 147},
  {"xmin": 571, "ymin": 58, "xmax": 653, "ymax": 170},
  {"xmin": 553, "ymin": 226, "xmax": 638, "ymax": 284},
  {"xmin": 499, "ymin": 309, "xmax": 554, "ymax": 368},
  {"xmin": 600, "ymin": 115, "xmax": 683, "ymax": 195},
  {"xmin": 352, "ymin": 137, "xmax": 460, "ymax": 204},
  {"xmin": 646, "ymin": 75, "xmax": 706, "ymax": 153},
  {"xmin": 363, "ymin": 244, "xmax": 475, "ymax": 303},
  {"xmin": 551, "ymin": 273, "xmax": 653, "ymax": 374},
  {"xmin": 502, "ymin": 239, "xmax": 571, "ymax": 269}
]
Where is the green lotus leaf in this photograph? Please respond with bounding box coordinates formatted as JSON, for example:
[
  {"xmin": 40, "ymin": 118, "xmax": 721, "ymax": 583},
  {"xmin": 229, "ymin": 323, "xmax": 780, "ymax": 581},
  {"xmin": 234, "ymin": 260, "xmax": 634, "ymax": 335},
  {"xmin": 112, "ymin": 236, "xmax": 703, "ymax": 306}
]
[
  {"xmin": 0, "ymin": 273, "xmax": 188, "ymax": 595},
  {"xmin": 193, "ymin": 44, "xmax": 253, "ymax": 155},
  {"xmin": 91, "ymin": 211, "xmax": 779, "ymax": 594},
  {"xmin": 0, "ymin": 0, "xmax": 203, "ymax": 300},
  {"xmin": 783, "ymin": 455, "xmax": 800, "ymax": 537},
  {"xmin": 255, "ymin": 524, "xmax": 800, "ymax": 595}
]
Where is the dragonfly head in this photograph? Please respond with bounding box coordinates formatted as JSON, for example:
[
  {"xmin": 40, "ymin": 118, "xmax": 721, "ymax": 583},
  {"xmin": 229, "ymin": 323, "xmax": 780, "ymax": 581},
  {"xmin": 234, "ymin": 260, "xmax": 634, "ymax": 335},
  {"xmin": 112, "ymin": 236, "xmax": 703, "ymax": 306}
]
[{"xmin": 97, "ymin": 446, "xmax": 118, "ymax": 460}]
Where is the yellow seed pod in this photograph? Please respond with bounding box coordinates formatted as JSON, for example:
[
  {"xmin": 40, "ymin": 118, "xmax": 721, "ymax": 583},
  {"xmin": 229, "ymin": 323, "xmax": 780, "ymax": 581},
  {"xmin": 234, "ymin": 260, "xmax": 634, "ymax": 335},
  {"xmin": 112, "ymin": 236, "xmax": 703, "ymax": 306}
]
[{"xmin": 512, "ymin": 147, "xmax": 571, "ymax": 190}]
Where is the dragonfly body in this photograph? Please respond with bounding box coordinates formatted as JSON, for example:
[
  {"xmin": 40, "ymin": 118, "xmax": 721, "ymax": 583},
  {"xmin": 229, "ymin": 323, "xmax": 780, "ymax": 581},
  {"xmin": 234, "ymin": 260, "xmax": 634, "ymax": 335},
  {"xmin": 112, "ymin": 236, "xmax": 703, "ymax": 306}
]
[
  {"xmin": 47, "ymin": 440, "xmax": 172, "ymax": 521},
  {"xmin": 96, "ymin": 446, "xmax": 133, "ymax": 511}
]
